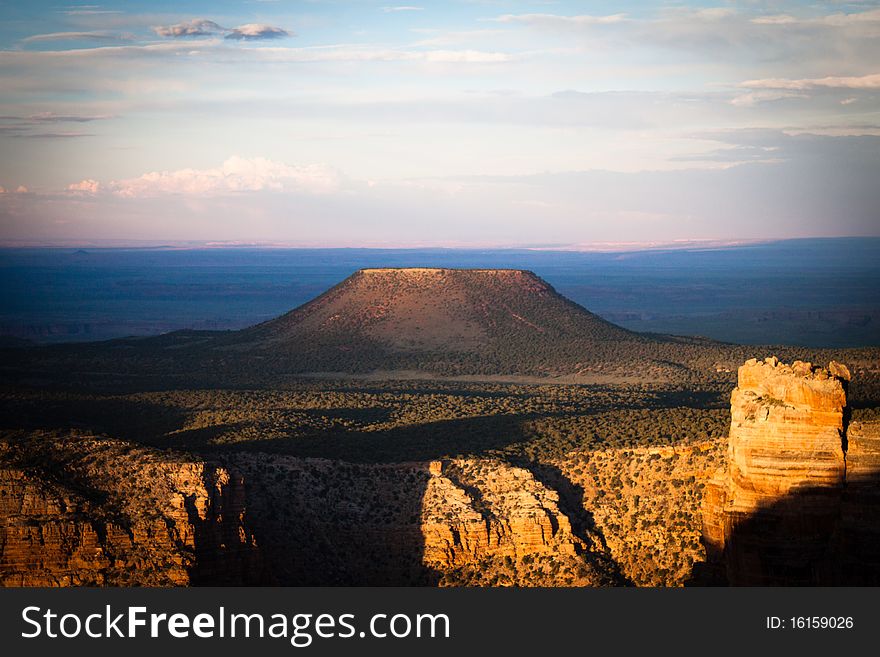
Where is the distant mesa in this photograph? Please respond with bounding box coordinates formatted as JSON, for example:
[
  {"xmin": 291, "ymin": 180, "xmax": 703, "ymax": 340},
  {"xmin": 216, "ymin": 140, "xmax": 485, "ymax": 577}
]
[
  {"xmin": 219, "ymin": 267, "xmax": 665, "ymax": 379},
  {"xmin": 245, "ymin": 267, "xmax": 635, "ymax": 350}
]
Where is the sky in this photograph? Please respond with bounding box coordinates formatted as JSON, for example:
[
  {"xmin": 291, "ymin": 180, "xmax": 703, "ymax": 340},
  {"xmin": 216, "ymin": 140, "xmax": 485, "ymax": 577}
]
[{"xmin": 0, "ymin": 0, "xmax": 878, "ymax": 246}]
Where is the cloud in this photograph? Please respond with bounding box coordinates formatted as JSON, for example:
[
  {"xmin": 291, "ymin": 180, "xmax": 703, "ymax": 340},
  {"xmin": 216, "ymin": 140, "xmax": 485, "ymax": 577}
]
[
  {"xmin": 730, "ymin": 90, "xmax": 808, "ymax": 107},
  {"xmin": 820, "ymin": 8, "xmax": 880, "ymax": 28},
  {"xmin": 492, "ymin": 13, "xmax": 627, "ymax": 27},
  {"xmin": 153, "ymin": 19, "xmax": 225, "ymax": 38},
  {"xmin": 421, "ymin": 49, "xmax": 509, "ymax": 63},
  {"xmin": 21, "ymin": 31, "xmax": 133, "ymax": 43},
  {"xmin": 26, "ymin": 112, "xmax": 112, "ymax": 123},
  {"xmin": 67, "ymin": 179, "xmax": 101, "ymax": 194},
  {"xmin": 60, "ymin": 7, "xmax": 122, "ymax": 16},
  {"xmin": 18, "ymin": 131, "xmax": 94, "ymax": 139},
  {"xmin": 487, "ymin": 5, "xmax": 880, "ymax": 66},
  {"xmin": 381, "ymin": 6, "xmax": 423, "ymax": 12},
  {"xmin": 252, "ymin": 46, "xmax": 511, "ymax": 63},
  {"xmin": 742, "ymin": 73, "xmax": 880, "ymax": 91},
  {"xmin": 153, "ymin": 19, "xmax": 290, "ymax": 41},
  {"xmin": 225, "ymin": 24, "xmax": 291, "ymax": 41},
  {"xmin": 67, "ymin": 156, "xmax": 341, "ymax": 197},
  {"xmin": 0, "ymin": 112, "xmax": 110, "ymax": 140},
  {"xmin": 750, "ymin": 15, "xmax": 798, "ymax": 26}
]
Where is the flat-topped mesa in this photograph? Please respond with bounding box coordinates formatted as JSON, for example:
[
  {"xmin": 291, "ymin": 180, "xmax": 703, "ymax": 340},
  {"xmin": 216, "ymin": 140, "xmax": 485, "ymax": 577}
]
[
  {"xmin": 354, "ymin": 267, "xmax": 554, "ymax": 292},
  {"xmin": 236, "ymin": 266, "xmax": 641, "ymax": 378},
  {"xmin": 699, "ymin": 356, "xmax": 880, "ymax": 585},
  {"xmin": 358, "ymin": 267, "xmax": 543, "ymax": 277}
]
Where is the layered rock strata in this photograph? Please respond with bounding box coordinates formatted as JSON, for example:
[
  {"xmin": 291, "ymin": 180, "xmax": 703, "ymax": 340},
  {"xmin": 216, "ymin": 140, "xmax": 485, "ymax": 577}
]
[
  {"xmin": 231, "ymin": 454, "xmax": 620, "ymax": 586},
  {"xmin": 422, "ymin": 459, "xmax": 620, "ymax": 586},
  {"xmin": 701, "ymin": 358, "xmax": 880, "ymax": 585},
  {"xmin": 0, "ymin": 433, "xmax": 261, "ymax": 586},
  {"xmin": 421, "ymin": 459, "xmax": 579, "ymax": 565}
]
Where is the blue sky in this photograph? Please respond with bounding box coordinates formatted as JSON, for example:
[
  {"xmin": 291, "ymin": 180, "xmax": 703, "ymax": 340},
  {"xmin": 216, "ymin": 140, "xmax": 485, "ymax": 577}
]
[{"xmin": 0, "ymin": 1, "xmax": 878, "ymax": 246}]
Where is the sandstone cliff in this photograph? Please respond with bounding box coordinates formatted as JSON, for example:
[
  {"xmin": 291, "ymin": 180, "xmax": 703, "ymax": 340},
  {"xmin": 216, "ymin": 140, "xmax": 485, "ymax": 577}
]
[
  {"xmin": 0, "ymin": 432, "xmax": 261, "ymax": 586},
  {"xmin": 230, "ymin": 454, "xmax": 623, "ymax": 586},
  {"xmin": 421, "ymin": 459, "xmax": 622, "ymax": 586},
  {"xmin": 2, "ymin": 432, "xmax": 624, "ymax": 587},
  {"xmin": 700, "ymin": 357, "xmax": 880, "ymax": 585}
]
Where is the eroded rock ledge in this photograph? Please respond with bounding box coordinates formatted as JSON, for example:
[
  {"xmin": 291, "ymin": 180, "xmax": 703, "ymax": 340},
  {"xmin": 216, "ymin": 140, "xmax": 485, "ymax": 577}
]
[
  {"xmin": 700, "ymin": 357, "xmax": 880, "ymax": 585},
  {"xmin": 0, "ymin": 434, "xmax": 261, "ymax": 586}
]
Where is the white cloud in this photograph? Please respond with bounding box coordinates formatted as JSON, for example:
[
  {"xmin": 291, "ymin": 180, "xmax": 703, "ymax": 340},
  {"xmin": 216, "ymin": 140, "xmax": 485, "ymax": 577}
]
[
  {"xmin": 492, "ymin": 13, "xmax": 627, "ymax": 27},
  {"xmin": 821, "ymin": 8, "xmax": 880, "ymax": 27},
  {"xmin": 381, "ymin": 6, "xmax": 423, "ymax": 12},
  {"xmin": 67, "ymin": 179, "xmax": 101, "ymax": 194},
  {"xmin": 742, "ymin": 73, "xmax": 880, "ymax": 90},
  {"xmin": 225, "ymin": 24, "xmax": 291, "ymax": 41},
  {"xmin": 750, "ymin": 15, "xmax": 798, "ymax": 26},
  {"xmin": 22, "ymin": 31, "xmax": 133, "ymax": 43},
  {"xmin": 685, "ymin": 8, "xmax": 736, "ymax": 21},
  {"xmin": 154, "ymin": 19, "xmax": 291, "ymax": 41},
  {"xmin": 750, "ymin": 9, "xmax": 880, "ymax": 30},
  {"xmin": 730, "ymin": 90, "xmax": 807, "ymax": 107},
  {"xmin": 253, "ymin": 45, "xmax": 512, "ymax": 63},
  {"xmin": 422, "ymin": 49, "xmax": 509, "ymax": 63},
  {"xmin": 486, "ymin": 5, "xmax": 880, "ymax": 66},
  {"xmin": 153, "ymin": 19, "xmax": 225, "ymax": 38},
  {"xmin": 68, "ymin": 156, "xmax": 341, "ymax": 198}
]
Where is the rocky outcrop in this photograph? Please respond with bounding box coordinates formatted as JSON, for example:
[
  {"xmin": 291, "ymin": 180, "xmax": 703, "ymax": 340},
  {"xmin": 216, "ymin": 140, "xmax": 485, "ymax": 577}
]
[
  {"xmin": 421, "ymin": 459, "xmax": 621, "ymax": 586},
  {"xmin": 700, "ymin": 358, "xmax": 880, "ymax": 585},
  {"xmin": 0, "ymin": 433, "xmax": 261, "ymax": 586},
  {"xmin": 421, "ymin": 459, "xmax": 580, "ymax": 565},
  {"xmin": 2, "ymin": 438, "xmax": 618, "ymax": 588},
  {"xmin": 230, "ymin": 454, "xmax": 620, "ymax": 586}
]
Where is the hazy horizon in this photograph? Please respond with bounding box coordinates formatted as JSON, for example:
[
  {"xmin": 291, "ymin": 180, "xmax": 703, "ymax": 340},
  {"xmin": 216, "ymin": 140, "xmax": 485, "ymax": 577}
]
[
  {"xmin": 0, "ymin": 236, "xmax": 840, "ymax": 250},
  {"xmin": 0, "ymin": 235, "xmax": 876, "ymax": 251},
  {"xmin": 1, "ymin": 1, "xmax": 879, "ymax": 245}
]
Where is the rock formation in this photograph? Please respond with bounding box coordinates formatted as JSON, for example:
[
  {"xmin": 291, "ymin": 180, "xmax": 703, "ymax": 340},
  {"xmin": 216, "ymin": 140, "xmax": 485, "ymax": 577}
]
[
  {"xmin": 1, "ymin": 432, "xmax": 623, "ymax": 587},
  {"xmin": 422, "ymin": 459, "xmax": 579, "ymax": 565},
  {"xmin": 421, "ymin": 458, "xmax": 623, "ymax": 585},
  {"xmin": 700, "ymin": 357, "xmax": 880, "ymax": 585},
  {"xmin": 230, "ymin": 454, "xmax": 622, "ymax": 586},
  {"xmin": 0, "ymin": 433, "xmax": 261, "ymax": 586}
]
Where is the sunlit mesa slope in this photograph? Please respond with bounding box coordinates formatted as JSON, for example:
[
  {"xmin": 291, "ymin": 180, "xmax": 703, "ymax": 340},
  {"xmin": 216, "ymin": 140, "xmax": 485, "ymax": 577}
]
[{"xmin": 224, "ymin": 268, "xmax": 656, "ymax": 377}]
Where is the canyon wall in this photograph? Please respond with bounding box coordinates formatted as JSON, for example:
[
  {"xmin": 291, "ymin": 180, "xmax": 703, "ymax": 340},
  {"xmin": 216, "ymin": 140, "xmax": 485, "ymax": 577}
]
[
  {"xmin": 231, "ymin": 454, "xmax": 622, "ymax": 586},
  {"xmin": 0, "ymin": 434, "xmax": 261, "ymax": 586},
  {"xmin": 420, "ymin": 459, "xmax": 621, "ymax": 585},
  {"xmin": 701, "ymin": 358, "xmax": 880, "ymax": 585},
  {"xmin": 2, "ymin": 436, "xmax": 618, "ymax": 587}
]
